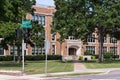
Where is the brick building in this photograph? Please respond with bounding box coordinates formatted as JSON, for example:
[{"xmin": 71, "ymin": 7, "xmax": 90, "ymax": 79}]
[
  {"xmin": 27, "ymin": 5, "xmax": 120, "ymax": 59},
  {"xmin": 1, "ymin": 5, "xmax": 120, "ymax": 60}
]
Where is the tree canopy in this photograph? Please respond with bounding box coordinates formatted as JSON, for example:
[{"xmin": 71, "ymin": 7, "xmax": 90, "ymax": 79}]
[
  {"xmin": 0, "ymin": 0, "xmax": 36, "ymax": 51},
  {"xmin": 53, "ymin": 0, "xmax": 120, "ymax": 62}
]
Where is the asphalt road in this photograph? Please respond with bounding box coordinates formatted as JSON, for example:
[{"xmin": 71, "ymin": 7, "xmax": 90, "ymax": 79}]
[{"xmin": 46, "ymin": 70, "xmax": 120, "ymax": 80}]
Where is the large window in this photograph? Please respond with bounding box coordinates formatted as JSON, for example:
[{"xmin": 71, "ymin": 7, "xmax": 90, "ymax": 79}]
[
  {"xmin": 0, "ymin": 46, "xmax": 4, "ymax": 55},
  {"xmin": 99, "ymin": 47, "xmax": 107, "ymax": 53},
  {"xmin": 110, "ymin": 37, "xmax": 117, "ymax": 43},
  {"xmin": 52, "ymin": 45, "xmax": 56, "ymax": 55},
  {"xmin": 86, "ymin": 46, "xmax": 95, "ymax": 54},
  {"xmin": 103, "ymin": 37, "xmax": 107, "ymax": 43},
  {"xmin": 10, "ymin": 46, "xmax": 22, "ymax": 55},
  {"xmin": 86, "ymin": 34, "xmax": 95, "ymax": 42},
  {"xmin": 51, "ymin": 33, "xmax": 56, "ymax": 41},
  {"xmin": 32, "ymin": 14, "xmax": 45, "ymax": 26},
  {"xmin": 110, "ymin": 47, "xmax": 117, "ymax": 54},
  {"xmin": 32, "ymin": 46, "xmax": 45, "ymax": 55}
]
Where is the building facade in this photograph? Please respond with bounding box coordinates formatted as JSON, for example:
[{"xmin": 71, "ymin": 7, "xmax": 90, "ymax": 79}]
[
  {"xmin": 1, "ymin": 5, "xmax": 120, "ymax": 60},
  {"xmin": 27, "ymin": 5, "xmax": 120, "ymax": 59}
]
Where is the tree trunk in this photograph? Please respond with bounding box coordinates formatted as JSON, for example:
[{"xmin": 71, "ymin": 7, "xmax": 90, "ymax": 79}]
[
  {"xmin": 17, "ymin": 45, "xmax": 21, "ymax": 63},
  {"xmin": 98, "ymin": 27, "xmax": 104, "ymax": 62},
  {"xmin": 13, "ymin": 41, "xmax": 16, "ymax": 63}
]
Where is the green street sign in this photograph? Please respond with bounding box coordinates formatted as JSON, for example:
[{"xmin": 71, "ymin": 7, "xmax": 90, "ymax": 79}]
[{"xmin": 20, "ymin": 20, "xmax": 32, "ymax": 28}]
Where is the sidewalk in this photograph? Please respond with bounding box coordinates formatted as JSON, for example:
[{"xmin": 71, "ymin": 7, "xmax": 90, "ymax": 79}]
[
  {"xmin": 0, "ymin": 62, "xmax": 120, "ymax": 80},
  {"xmin": 73, "ymin": 61, "xmax": 120, "ymax": 73}
]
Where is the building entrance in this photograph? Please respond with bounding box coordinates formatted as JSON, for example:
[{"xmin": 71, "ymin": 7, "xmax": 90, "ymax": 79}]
[{"xmin": 69, "ymin": 48, "xmax": 77, "ymax": 55}]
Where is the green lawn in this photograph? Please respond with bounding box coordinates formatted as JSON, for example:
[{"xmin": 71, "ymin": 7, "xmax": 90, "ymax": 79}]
[
  {"xmin": 0, "ymin": 60, "xmax": 73, "ymax": 74},
  {"xmin": 83, "ymin": 60, "xmax": 120, "ymax": 69}
]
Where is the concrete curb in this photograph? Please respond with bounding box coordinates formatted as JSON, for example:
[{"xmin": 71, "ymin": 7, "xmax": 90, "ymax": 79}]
[{"xmin": 0, "ymin": 70, "xmax": 21, "ymax": 76}]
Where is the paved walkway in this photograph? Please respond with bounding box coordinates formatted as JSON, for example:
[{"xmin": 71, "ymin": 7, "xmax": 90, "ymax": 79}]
[
  {"xmin": 74, "ymin": 62, "xmax": 87, "ymax": 71},
  {"xmin": 73, "ymin": 61, "xmax": 120, "ymax": 74}
]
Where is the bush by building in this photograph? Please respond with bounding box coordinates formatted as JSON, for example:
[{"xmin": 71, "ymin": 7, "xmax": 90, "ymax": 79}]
[{"xmin": 0, "ymin": 55, "xmax": 62, "ymax": 61}]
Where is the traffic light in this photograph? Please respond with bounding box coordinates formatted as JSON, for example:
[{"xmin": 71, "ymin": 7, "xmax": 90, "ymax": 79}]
[{"xmin": 23, "ymin": 28, "xmax": 31, "ymax": 43}]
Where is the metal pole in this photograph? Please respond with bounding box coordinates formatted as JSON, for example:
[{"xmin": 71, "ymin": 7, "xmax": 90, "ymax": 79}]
[
  {"xmin": 114, "ymin": 38, "xmax": 116, "ymax": 60},
  {"xmin": 45, "ymin": 30, "xmax": 48, "ymax": 76},
  {"xmin": 13, "ymin": 40, "xmax": 15, "ymax": 63},
  {"xmin": 22, "ymin": 39, "xmax": 25, "ymax": 75},
  {"xmin": 45, "ymin": 48, "xmax": 47, "ymax": 75}
]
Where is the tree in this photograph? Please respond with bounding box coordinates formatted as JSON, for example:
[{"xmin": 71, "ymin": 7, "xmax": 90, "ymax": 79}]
[
  {"xmin": 0, "ymin": 0, "xmax": 36, "ymax": 63},
  {"xmin": 53, "ymin": 0, "xmax": 120, "ymax": 62},
  {"xmin": 28, "ymin": 21, "xmax": 45, "ymax": 55},
  {"xmin": 0, "ymin": 0, "xmax": 14, "ymax": 22},
  {"xmin": 88, "ymin": 0, "xmax": 120, "ymax": 62}
]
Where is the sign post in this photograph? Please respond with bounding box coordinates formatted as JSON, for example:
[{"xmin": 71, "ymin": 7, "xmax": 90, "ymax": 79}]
[
  {"xmin": 45, "ymin": 39, "xmax": 50, "ymax": 76},
  {"xmin": 22, "ymin": 39, "xmax": 25, "ymax": 75},
  {"xmin": 45, "ymin": 31, "xmax": 50, "ymax": 76},
  {"xmin": 20, "ymin": 20, "xmax": 32, "ymax": 75}
]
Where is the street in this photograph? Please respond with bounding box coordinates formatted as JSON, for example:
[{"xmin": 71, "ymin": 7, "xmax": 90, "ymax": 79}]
[{"xmin": 46, "ymin": 70, "xmax": 120, "ymax": 80}]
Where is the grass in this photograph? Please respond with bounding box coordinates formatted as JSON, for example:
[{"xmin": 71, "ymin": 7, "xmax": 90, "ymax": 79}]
[
  {"xmin": 83, "ymin": 60, "xmax": 120, "ymax": 69},
  {"xmin": 0, "ymin": 60, "xmax": 73, "ymax": 74}
]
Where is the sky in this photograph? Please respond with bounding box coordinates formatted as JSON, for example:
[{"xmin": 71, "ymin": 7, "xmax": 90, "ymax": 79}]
[{"xmin": 36, "ymin": 0, "xmax": 54, "ymax": 6}]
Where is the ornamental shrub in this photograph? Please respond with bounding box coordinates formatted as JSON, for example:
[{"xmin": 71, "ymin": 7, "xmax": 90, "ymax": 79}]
[
  {"xmin": 104, "ymin": 52, "xmax": 113, "ymax": 59},
  {"xmin": 84, "ymin": 51, "xmax": 93, "ymax": 55},
  {"xmin": 79, "ymin": 56, "xmax": 83, "ymax": 60}
]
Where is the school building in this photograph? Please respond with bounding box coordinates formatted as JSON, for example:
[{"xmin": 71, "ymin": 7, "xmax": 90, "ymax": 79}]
[{"xmin": 0, "ymin": 5, "xmax": 120, "ymax": 60}]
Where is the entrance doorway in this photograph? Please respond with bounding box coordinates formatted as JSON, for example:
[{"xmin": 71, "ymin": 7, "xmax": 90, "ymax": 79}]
[{"xmin": 69, "ymin": 48, "xmax": 76, "ymax": 55}]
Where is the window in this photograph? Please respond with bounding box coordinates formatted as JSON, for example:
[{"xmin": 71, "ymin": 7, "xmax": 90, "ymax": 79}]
[
  {"xmin": 110, "ymin": 37, "xmax": 117, "ymax": 43},
  {"xmin": 103, "ymin": 47, "xmax": 107, "ymax": 53},
  {"xmin": 32, "ymin": 14, "xmax": 45, "ymax": 26},
  {"xmin": 86, "ymin": 46, "xmax": 95, "ymax": 54},
  {"xmin": 10, "ymin": 46, "xmax": 22, "ymax": 55},
  {"xmin": 68, "ymin": 36, "xmax": 75, "ymax": 40},
  {"xmin": 99, "ymin": 46, "xmax": 107, "ymax": 53},
  {"xmin": 51, "ymin": 33, "xmax": 56, "ymax": 41},
  {"xmin": 52, "ymin": 45, "xmax": 56, "ymax": 55},
  {"xmin": 103, "ymin": 37, "xmax": 107, "ymax": 43},
  {"xmin": 32, "ymin": 46, "xmax": 45, "ymax": 55},
  {"xmin": 0, "ymin": 46, "xmax": 4, "ymax": 55},
  {"xmin": 86, "ymin": 34, "xmax": 95, "ymax": 42},
  {"xmin": 110, "ymin": 47, "xmax": 117, "ymax": 54}
]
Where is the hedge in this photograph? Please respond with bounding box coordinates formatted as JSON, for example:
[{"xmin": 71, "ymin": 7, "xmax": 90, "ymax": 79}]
[
  {"xmin": 0, "ymin": 55, "xmax": 62, "ymax": 61},
  {"xmin": 94, "ymin": 54, "xmax": 119, "ymax": 59}
]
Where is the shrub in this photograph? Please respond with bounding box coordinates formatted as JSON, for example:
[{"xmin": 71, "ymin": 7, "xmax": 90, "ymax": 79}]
[
  {"xmin": 104, "ymin": 52, "xmax": 113, "ymax": 59},
  {"xmin": 91, "ymin": 56, "xmax": 96, "ymax": 60},
  {"xmin": 84, "ymin": 51, "xmax": 93, "ymax": 55},
  {"xmin": 0, "ymin": 55, "xmax": 62, "ymax": 61},
  {"xmin": 113, "ymin": 55, "xmax": 119, "ymax": 59},
  {"xmin": 94, "ymin": 55, "xmax": 99, "ymax": 59},
  {"xmin": 79, "ymin": 56, "xmax": 83, "ymax": 60}
]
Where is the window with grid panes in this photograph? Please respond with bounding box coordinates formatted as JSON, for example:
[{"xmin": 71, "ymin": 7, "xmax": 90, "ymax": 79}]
[
  {"xmin": 86, "ymin": 34, "xmax": 95, "ymax": 42},
  {"xmin": 99, "ymin": 46, "xmax": 107, "ymax": 53},
  {"xmin": 86, "ymin": 46, "xmax": 95, "ymax": 55},
  {"xmin": 0, "ymin": 46, "xmax": 4, "ymax": 55},
  {"xmin": 110, "ymin": 47, "xmax": 117, "ymax": 54},
  {"xmin": 32, "ymin": 14, "xmax": 45, "ymax": 26},
  {"xmin": 110, "ymin": 37, "xmax": 117, "ymax": 43},
  {"xmin": 52, "ymin": 45, "xmax": 56, "ymax": 55}
]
